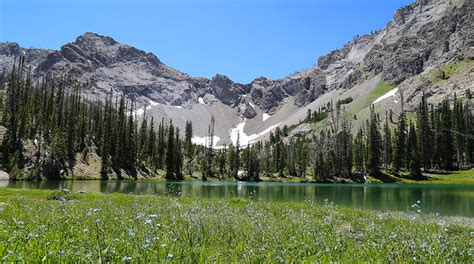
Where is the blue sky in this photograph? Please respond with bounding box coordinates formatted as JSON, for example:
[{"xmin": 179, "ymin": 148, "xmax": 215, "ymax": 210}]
[{"xmin": 0, "ymin": 0, "xmax": 412, "ymax": 83}]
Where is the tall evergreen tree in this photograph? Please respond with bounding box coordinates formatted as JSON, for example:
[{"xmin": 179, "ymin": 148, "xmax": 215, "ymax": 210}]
[
  {"xmin": 114, "ymin": 96, "xmax": 126, "ymax": 171},
  {"xmin": 157, "ymin": 118, "xmax": 165, "ymax": 169},
  {"xmin": 166, "ymin": 121, "xmax": 175, "ymax": 180},
  {"xmin": 227, "ymin": 143, "xmax": 238, "ymax": 178},
  {"xmin": 147, "ymin": 118, "xmax": 156, "ymax": 166},
  {"xmin": 126, "ymin": 104, "xmax": 136, "ymax": 174},
  {"xmin": 367, "ymin": 107, "xmax": 382, "ymax": 176},
  {"xmin": 438, "ymin": 98, "xmax": 454, "ymax": 170},
  {"xmin": 393, "ymin": 112, "xmax": 407, "ymax": 171},
  {"xmin": 184, "ymin": 121, "xmax": 194, "ymax": 175},
  {"xmin": 417, "ymin": 92, "xmax": 432, "ymax": 170},
  {"xmin": 138, "ymin": 115, "xmax": 148, "ymax": 161},
  {"xmin": 174, "ymin": 127, "xmax": 183, "ymax": 179},
  {"xmin": 453, "ymin": 94, "xmax": 465, "ymax": 167},
  {"xmin": 236, "ymin": 132, "xmax": 241, "ymax": 176},
  {"xmin": 408, "ymin": 122, "xmax": 422, "ymax": 178},
  {"xmin": 464, "ymin": 90, "xmax": 474, "ymax": 165},
  {"xmin": 383, "ymin": 115, "xmax": 392, "ymax": 171},
  {"xmin": 204, "ymin": 116, "xmax": 215, "ymax": 180},
  {"xmin": 353, "ymin": 128, "xmax": 365, "ymax": 173}
]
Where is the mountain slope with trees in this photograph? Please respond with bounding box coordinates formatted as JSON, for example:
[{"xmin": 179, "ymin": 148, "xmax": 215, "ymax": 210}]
[
  {"xmin": 0, "ymin": 0, "xmax": 472, "ymax": 181},
  {"xmin": 0, "ymin": 0, "xmax": 472, "ymax": 146},
  {"xmin": 0, "ymin": 58, "xmax": 472, "ymax": 182}
]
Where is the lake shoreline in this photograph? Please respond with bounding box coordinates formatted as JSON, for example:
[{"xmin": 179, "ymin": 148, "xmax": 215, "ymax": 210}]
[
  {"xmin": 3, "ymin": 177, "xmax": 474, "ymax": 217},
  {"xmin": 2, "ymin": 168, "xmax": 473, "ymax": 185}
]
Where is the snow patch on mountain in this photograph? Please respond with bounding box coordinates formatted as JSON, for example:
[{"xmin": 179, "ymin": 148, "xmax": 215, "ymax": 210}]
[
  {"xmin": 229, "ymin": 120, "xmax": 281, "ymax": 146},
  {"xmin": 263, "ymin": 113, "xmax": 270, "ymax": 122},
  {"xmin": 134, "ymin": 108, "xmax": 145, "ymax": 117},
  {"xmin": 134, "ymin": 100, "xmax": 160, "ymax": 116},
  {"xmin": 192, "ymin": 135, "xmax": 221, "ymax": 148},
  {"xmin": 373, "ymin": 88, "xmax": 399, "ymax": 104}
]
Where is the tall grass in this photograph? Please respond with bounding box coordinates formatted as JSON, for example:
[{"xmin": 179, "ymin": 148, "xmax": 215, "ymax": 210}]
[{"xmin": 0, "ymin": 189, "xmax": 472, "ymax": 262}]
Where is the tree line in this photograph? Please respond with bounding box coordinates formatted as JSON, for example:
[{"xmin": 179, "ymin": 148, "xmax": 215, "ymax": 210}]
[{"xmin": 0, "ymin": 58, "xmax": 472, "ymax": 182}]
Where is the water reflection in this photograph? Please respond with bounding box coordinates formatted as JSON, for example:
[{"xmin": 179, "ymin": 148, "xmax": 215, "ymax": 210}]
[{"xmin": 3, "ymin": 180, "xmax": 474, "ymax": 217}]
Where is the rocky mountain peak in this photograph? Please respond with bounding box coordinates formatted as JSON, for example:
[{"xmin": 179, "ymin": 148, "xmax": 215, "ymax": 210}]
[
  {"xmin": 75, "ymin": 32, "xmax": 118, "ymax": 48},
  {"xmin": 61, "ymin": 32, "xmax": 154, "ymax": 68},
  {"xmin": 210, "ymin": 74, "xmax": 245, "ymax": 106},
  {"xmin": 0, "ymin": 43, "xmax": 21, "ymax": 57}
]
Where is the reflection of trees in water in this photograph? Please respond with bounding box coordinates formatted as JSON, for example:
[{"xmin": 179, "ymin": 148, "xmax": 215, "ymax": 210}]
[
  {"xmin": 244, "ymin": 186, "xmax": 259, "ymax": 199},
  {"xmin": 165, "ymin": 182, "xmax": 182, "ymax": 197},
  {"xmin": 4, "ymin": 181, "xmax": 473, "ymax": 217}
]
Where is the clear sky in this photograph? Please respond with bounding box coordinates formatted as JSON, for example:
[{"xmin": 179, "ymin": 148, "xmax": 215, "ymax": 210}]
[{"xmin": 0, "ymin": 0, "xmax": 412, "ymax": 83}]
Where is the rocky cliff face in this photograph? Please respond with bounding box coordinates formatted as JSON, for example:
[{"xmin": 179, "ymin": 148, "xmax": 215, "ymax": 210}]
[
  {"xmin": 0, "ymin": 43, "xmax": 51, "ymax": 72},
  {"xmin": 0, "ymin": 0, "xmax": 472, "ymax": 145}
]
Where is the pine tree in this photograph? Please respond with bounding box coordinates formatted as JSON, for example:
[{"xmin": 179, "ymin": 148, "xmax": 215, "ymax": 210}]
[
  {"xmin": 408, "ymin": 122, "xmax": 422, "ymax": 178},
  {"xmin": 236, "ymin": 132, "xmax": 241, "ymax": 176},
  {"xmin": 383, "ymin": 115, "xmax": 392, "ymax": 171},
  {"xmin": 204, "ymin": 116, "xmax": 215, "ymax": 180},
  {"xmin": 166, "ymin": 121, "xmax": 175, "ymax": 180},
  {"xmin": 138, "ymin": 115, "xmax": 148, "ymax": 161},
  {"xmin": 432, "ymin": 105, "xmax": 441, "ymax": 168},
  {"xmin": 174, "ymin": 127, "xmax": 183, "ymax": 179},
  {"xmin": 147, "ymin": 118, "xmax": 156, "ymax": 166},
  {"xmin": 244, "ymin": 144, "xmax": 252, "ymax": 179},
  {"xmin": 157, "ymin": 118, "xmax": 165, "ymax": 169},
  {"xmin": 367, "ymin": 107, "xmax": 382, "ymax": 176},
  {"xmin": 184, "ymin": 121, "xmax": 194, "ymax": 176},
  {"xmin": 250, "ymin": 145, "xmax": 261, "ymax": 181},
  {"xmin": 295, "ymin": 137, "xmax": 309, "ymax": 177},
  {"xmin": 417, "ymin": 92, "xmax": 432, "ymax": 170},
  {"xmin": 288, "ymin": 141, "xmax": 297, "ymax": 177},
  {"xmin": 273, "ymin": 128, "xmax": 285, "ymax": 177},
  {"xmin": 126, "ymin": 104, "xmax": 136, "ymax": 174},
  {"xmin": 217, "ymin": 148, "xmax": 226, "ymax": 178},
  {"xmin": 438, "ymin": 98, "xmax": 454, "ymax": 170},
  {"xmin": 453, "ymin": 94, "xmax": 465, "ymax": 167},
  {"xmin": 339, "ymin": 119, "xmax": 353, "ymax": 178},
  {"xmin": 353, "ymin": 128, "xmax": 365, "ymax": 173},
  {"xmin": 65, "ymin": 90, "xmax": 77, "ymax": 161},
  {"xmin": 227, "ymin": 143, "xmax": 238, "ymax": 178},
  {"xmin": 100, "ymin": 97, "xmax": 112, "ymax": 178},
  {"xmin": 114, "ymin": 96, "xmax": 126, "ymax": 171},
  {"xmin": 394, "ymin": 112, "xmax": 407, "ymax": 171},
  {"xmin": 465, "ymin": 89, "xmax": 474, "ymax": 165},
  {"xmin": 263, "ymin": 141, "xmax": 271, "ymax": 177}
]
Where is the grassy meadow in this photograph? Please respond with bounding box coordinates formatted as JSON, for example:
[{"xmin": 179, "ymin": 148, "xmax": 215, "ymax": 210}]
[
  {"xmin": 367, "ymin": 169, "xmax": 474, "ymax": 184},
  {"xmin": 0, "ymin": 188, "xmax": 473, "ymax": 262}
]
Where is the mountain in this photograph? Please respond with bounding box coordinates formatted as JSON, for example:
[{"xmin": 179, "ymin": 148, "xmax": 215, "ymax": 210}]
[{"xmin": 0, "ymin": 0, "xmax": 473, "ymax": 146}]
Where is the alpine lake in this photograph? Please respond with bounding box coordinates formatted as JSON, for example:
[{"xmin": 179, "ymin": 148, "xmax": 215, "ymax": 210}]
[{"xmin": 3, "ymin": 180, "xmax": 473, "ymax": 217}]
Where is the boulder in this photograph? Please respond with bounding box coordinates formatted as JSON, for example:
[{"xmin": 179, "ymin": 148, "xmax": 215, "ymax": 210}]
[{"xmin": 0, "ymin": 170, "xmax": 9, "ymax": 180}]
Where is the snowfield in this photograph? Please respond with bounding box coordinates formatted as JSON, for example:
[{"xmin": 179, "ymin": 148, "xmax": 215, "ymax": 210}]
[
  {"xmin": 262, "ymin": 113, "xmax": 270, "ymax": 122},
  {"xmin": 373, "ymin": 88, "xmax": 399, "ymax": 104},
  {"xmin": 134, "ymin": 100, "xmax": 160, "ymax": 116},
  {"xmin": 229, "ymin": 120, "xmax": 281, "ymax": 146},
  {"xmin": 191, "ymin": 135, "xmax": 222, "ymax": 148}
]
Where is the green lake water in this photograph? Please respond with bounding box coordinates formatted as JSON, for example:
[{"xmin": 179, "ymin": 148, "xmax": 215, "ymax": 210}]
[{"xmin": 2, "ymin": 180, "xmax": 473, "ymax": 217}]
